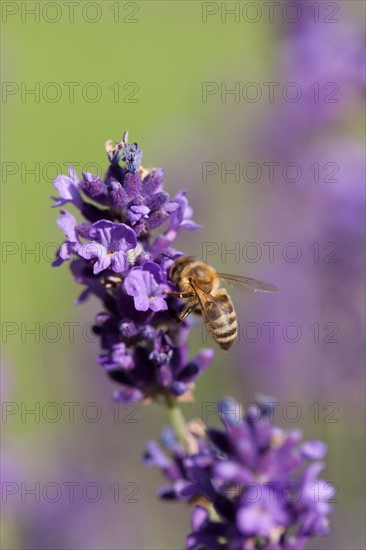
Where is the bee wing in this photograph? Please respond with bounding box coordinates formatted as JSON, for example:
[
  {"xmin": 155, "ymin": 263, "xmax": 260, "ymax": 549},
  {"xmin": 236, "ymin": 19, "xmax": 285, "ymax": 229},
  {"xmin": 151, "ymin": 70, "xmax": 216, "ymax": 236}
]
[
  {"xmin": 190, "ymin": 280, "xmax": 224, "ymax": 327},
  {"xmin": 217, "ymin": 273, "xmax": 279, "ymax": 294},
  {"xmin": 190, "ymin": 279, "xmax": 217, "ymax": 306}
]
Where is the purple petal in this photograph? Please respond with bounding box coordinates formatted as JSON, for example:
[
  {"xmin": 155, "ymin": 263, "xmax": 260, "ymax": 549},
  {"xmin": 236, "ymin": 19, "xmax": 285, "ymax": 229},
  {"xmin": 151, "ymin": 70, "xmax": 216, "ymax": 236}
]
[
  {"xmin": 59, "ymin": 242, "xmax": 73, "ymax": 261},
  {"xmin": 160, "ymin": 426, "xmax": 177, "ymax": 449},
  {"xmin": 191, "ymin": 506, "xmax": 209, "ymax": 531},
  {"xmin": 114, "ymin": 388, "xmax": 144, "ymax": 403},
  {"xmin": 143, "ymin": 261, "xmax": 165, "ymax": 283},
  {"xmin": 52, "ymin": 242, "xmax": 74, "ymax": 267},
  {"xmin": 149, "ymin": 296, "xmax": 168, "ymax": 312},
  {"xmin": 89, "ymin": 220, "xmax": 137, "ymax": 252},
  {"xmin": 110, "ymin": 224, "xmax": 137, "ymax": 252},
  {"xmin": 301, "ymin": 440, "xmax": 327, "ymax": 460},
  {"xmin": 170, "ymin": 381, "xmax": 189, "ymax": 395},
  {"xmin": 123, "ymin": 171, "xmax": 142, "ymax": 199},
  {"xmin": 124, "ymin": 264, "xmax": 168, "ymax": 312},
  {"xmin": 175, "ymin": 480, "xmax": 200, "ymax": 500},
  {"xmin": 177, "ymin": 362, "xmax": 199, "ymax": 383},
  {"xmin": 133, "ymin": 295, "xmax": 150, "ymax": 312},
  {"xmin": 109, "ymin": 180, "xmax": 128, "ymax": 210},
  {"xmin": 124, "ymin": 269, "xmax": 144, "ymax": 297},
  {"xmin": 52, "ymin": 171, "xmax": 75, "ymax": 199},
  {"xmin": 89, "ymin": 220, "xmax": 113, "ymax": 248},
  {"xmin": 144, "ymin": 191, "xmax": 169, "ymax": 212},
  {"xmin": 119, "ymin": 321, "xmax": 139, "ymax": 339},
  {"xmin": 147, "ymin": 210, "xmax": 170, "ymax": 229},
  {"xmin": 143, "ymin": 441, "xmax": 171, "ymax": 468},
  {"xmin": 301, "ymin": 461, "xmax": 326, "ymax": 490},
  {"xmin": 237, "ymin": 505, "xmax": 274, "ymax": 537},
  {"xmin": 52, "ymin": 165, "xmax": 82, "ymax": 209},
  {"xmin": 164, "ymin": 201, "xmax": 180, "ymax": 213},
  {"xmin": 111, "ymin": 251, "xmax": 129, "ymax": 274},
  {"xmin": 157, "ymin": 363, "xmax": 173, "ymax": 387},
  {"xmin": 82, "ymin": 172, "xmax": 107, "ymax": 201},
  {"xmin": 93, "ymin": 254, "xmax": 112, "ymax": 274},
  {"xmin": 78, "ymin": 241, "xmax": 106, "ymax": 261},
  {"xmin": 181, "ymin": 219, "xmax": 203, "ymax": 230},
  {"xmin": 132, "ymin": 205, "xmax": 150, "ymax": 216},
  {"xmin": 75, "ymin": 287, "xmax": 91, "ymax": 305},
  {"xmin": 76, "ymin": 223, "xmax": 93, "ymax": 239},
  {"xmin": 127, "ymin": 204, "xmax": 150, "ymax": 224},
  {"xmin": 111, "ymin": 343, "xmax": 134, "ymax": 370},
  {"xmin": 168, "ymin": 190, "xmax": 200, "ymax": 232},
  {"xmin": 213, "ymin": 461, "xmax": 253, "ymax": 484},
  {"xmin": 189, "ymin": 348, "xmax": 214, "ymax": 380},
  {"xmin": 57, "ymin": 210, "xmax": 78, "ymax": 242},
  {"xmin": 141, "ymin": 168, "xmax": 164, "ymax": 196},
  {"xmin": 218, "ymin": 398, "xmax": 243, "ymax": 426},
  {"xmin": 231, "ymin": 427, "xmax": 258, "ymax": 468}
]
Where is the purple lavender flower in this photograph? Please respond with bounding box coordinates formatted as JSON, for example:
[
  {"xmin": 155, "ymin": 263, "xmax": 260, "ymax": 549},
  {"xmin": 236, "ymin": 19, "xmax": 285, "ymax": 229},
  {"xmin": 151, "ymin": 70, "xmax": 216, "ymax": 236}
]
[
  {"xmin": 52, "ymin": 210, "xmax": 79, "ymax": 267},
  {"xmin": 81, "ymin": 171, "xmax": 109, "ymax": 203},
  {"xmin": 258, "ymin": 5, "xmax": 365, "ymax": 159},
  {"xmin": 52, "ymin": 132, "xmax": 209, "ymax": 403},
  {"xmin": 144, "ymin": 398, "xmax": 332, "ymax": 549},
  {"xmin": 109, "ymin": 179, "xmax": 129, "ymax": 210},
  {"xmin": 246, "ymin": 9, "xmax": 365, "ymax": 401},
  {"xmin": 52, "ymin": 164, "xmax": 83, "ymax": 210},
  {"xmin": 104, "ymin": 328, "xmax": 213, "ymax": 403},
  {"xmin": 124, "ymin": 262, "xmax": 170, "ymax": 312},
  {"xmin": 78, "ymin": 220, "xmax": 137, "ymax": 274}
]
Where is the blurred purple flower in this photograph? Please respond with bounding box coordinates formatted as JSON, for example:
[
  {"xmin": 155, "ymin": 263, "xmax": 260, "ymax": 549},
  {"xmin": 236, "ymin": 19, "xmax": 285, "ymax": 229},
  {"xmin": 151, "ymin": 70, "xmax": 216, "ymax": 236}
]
[
  {"xmin": 106, "ymin": 330, "xmax": 214, "ymax": 403},
  {"xmin": 243, "ymin": 7, "xmax": 365, "ymax": 401},
  {"xmin": 144, "ymin": 398, "xmax": 332, "ymax": 549},
  {"xmin": 259, "ymin": 6, "xmax": 365, "ymax": 159}
]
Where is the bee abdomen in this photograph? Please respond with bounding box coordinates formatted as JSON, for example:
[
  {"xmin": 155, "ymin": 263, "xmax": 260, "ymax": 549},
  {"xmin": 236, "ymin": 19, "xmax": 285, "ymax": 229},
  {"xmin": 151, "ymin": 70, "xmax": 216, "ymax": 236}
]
[
  {"xmin": 211, "ymin": 320, "xmax": 237, "ymax": 351},
  {"xmin": 207, "ymin": 291, "xmax": 237, "ymax": 351}
]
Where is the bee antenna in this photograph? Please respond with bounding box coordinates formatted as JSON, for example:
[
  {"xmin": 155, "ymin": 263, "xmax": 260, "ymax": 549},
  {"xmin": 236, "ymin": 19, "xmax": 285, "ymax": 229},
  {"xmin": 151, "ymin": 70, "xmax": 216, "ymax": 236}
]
[{"xmin": 161, "ymin": 253, "xmax": 174, "ymax": 260}]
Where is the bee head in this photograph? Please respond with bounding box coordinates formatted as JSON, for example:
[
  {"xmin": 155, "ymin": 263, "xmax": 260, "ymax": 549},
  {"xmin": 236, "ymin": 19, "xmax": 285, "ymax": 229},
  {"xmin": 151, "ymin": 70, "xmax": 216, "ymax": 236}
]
[{"xmin": 169, "ymin": 255, "xmax": 193, "ymax": 284}]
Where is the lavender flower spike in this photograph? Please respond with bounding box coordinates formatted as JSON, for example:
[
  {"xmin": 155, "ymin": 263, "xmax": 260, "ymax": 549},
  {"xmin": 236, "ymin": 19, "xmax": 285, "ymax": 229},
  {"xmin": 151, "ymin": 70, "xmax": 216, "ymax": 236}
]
[
  {"xmin": 144, "ymin": 397, "xmax": 333, "ymax": 550},
  {"xmin": 52, "ymin": 132, "xmax": 211, "ymax": 403}
]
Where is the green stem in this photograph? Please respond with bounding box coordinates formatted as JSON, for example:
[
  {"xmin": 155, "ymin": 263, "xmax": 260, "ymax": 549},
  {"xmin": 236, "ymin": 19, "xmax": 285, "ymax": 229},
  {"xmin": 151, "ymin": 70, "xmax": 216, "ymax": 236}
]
[
  {"xmin": 164, "ymin": 393, "xmax": 188, "ymax": 442},
  {"xmin": 164, "ymin": 394, "xmax": 223, "ymax": 526}
]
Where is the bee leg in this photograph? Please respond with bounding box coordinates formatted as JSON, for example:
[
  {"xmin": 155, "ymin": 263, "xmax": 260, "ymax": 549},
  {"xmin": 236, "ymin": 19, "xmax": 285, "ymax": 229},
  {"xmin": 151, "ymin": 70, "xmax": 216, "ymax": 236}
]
[
  {"xmin": 164, "ymin": 290, "xmax": 196, "ymax": 299},
  {"xmin": 178, "ymin": 301, "xmax": 200, "ymax": 322}
]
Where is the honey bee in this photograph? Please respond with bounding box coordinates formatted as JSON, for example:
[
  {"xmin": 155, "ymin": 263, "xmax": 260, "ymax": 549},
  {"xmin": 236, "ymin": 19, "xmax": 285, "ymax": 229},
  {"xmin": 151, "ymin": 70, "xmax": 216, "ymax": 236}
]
[{"xmin": 168, "ymin": 256, "xmax": 278, "ymax": 351}]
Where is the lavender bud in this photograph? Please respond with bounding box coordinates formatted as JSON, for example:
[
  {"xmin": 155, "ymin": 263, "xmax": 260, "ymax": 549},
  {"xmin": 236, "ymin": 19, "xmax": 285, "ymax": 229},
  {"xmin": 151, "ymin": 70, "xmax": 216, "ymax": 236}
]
[{"xmin": 109, "ymin": 180, "xmax": 128, "ymax": 210}]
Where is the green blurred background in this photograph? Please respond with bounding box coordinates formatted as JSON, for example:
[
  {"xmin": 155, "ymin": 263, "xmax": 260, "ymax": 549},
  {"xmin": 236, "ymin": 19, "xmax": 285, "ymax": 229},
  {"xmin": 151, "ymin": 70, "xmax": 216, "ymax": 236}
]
[{"xmin": 1, "ymin": 1, "xmax": 365, "ymax": 549}]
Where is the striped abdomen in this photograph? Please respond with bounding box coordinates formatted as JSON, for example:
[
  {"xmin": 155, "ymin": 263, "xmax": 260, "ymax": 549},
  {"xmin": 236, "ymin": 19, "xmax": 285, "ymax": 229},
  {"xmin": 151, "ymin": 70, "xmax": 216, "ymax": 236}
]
[{"xmin": 204, "ymin": 289, "xmax": 237, "ymax": 351}]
